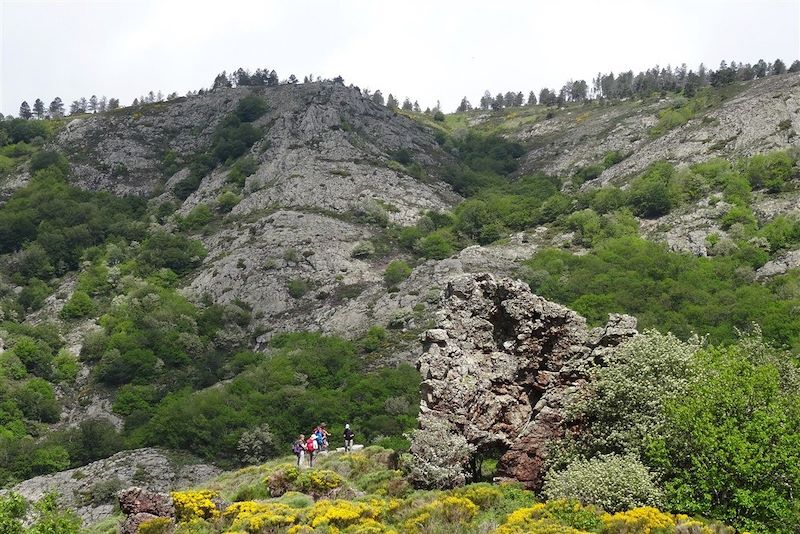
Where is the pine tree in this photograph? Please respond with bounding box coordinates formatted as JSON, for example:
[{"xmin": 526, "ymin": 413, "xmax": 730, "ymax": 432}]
[
  {"xmin": 514, "ymin": 91, "xmax": 524, "ymax": 107},
  {"xmin": 108, "ymin": 98, "xmax": 120, "ymax": 110},
  {"xmin": 19, "ymin": 101, "xmax": 32, "ymax": 119},
  {"xmin": 789, "ymin": 60, "xmax": 800, "ymax": 73},
  {"xmin": 372, "ymin": 90, "xmax": 384, "ymax": 106},
  {"xmin": 492, "ymin": 93, "xmax": 504, "ymax": 110},
  {"xmin": 386, "ymin": 94, "xmax": 398, "ymax": 109},
  {"xmin": 88, "ymin": 95, "xmax": 98, "ymax": 113},
  {"xmin": 413, "ymin": 101, "xmax": 421, "ymax": 113},
  {"xmin": 213, "ymin": 71, "xmax": 232, "ymax": 89},
  {"xmin": 402, "ymin": 97, "xmax": 413, "ymax": 111},
  {"xmin": 288, "ymin": 74, "xmax": 298, "ymax": 84},
  {"xmin": 98, "ymin": 96, "xmax": 108, "ymax": 112},
  {"xmin": 772, "ymin": 59, "xmax": 787, "ymax": 75},
  {"xmin": 527, "ymin": 91, "xmax": 537, "ymax": 106},
  {"xmin": 32, "ymin": 99, "xmax": 45, "ymax": 119},
  {"xmin": 49, "ymin": 97, "xmax": 64, "ymax": 118},
  {"xmin": 479, "ymin": 90, "xmax": 492, "ymax": 110},
  {"xmin": 456, "ymin": 96, "xmax": 472, "ymax": 112}
]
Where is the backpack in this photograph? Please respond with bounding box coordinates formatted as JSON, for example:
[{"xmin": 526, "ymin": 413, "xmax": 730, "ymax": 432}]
[
  {"xmin": 306, "ymin": 438, "xmax": 316, "ymax": 452},
  {"xmin": 292, "ymin": 441, "xmax": 302, "ymax": 455}
]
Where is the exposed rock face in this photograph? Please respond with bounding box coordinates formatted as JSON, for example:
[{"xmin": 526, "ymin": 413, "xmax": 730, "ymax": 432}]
[
  {"xmin": 417, "ymin": 274, "xmax": 637, "ymax": 489},
  {"xmin": 517, "ymin": 73, "xmax": 800, "ymax": 183},
  {"xmin": 10, "ymin": 448, "xmax": 219, "ymax": 526}
]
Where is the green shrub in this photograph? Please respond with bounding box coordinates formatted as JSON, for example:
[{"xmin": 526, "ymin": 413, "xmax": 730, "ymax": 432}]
[
  {"xmin": 234, "ymin": 94, "xmax": 268, "ymax": 122},
  {"xmin": 601, "ymin": 150, "xmax": 625, "ymax": 168},
  {"xmin": 522, "ymin": 236, "xmax": 800, "ymax": 346},
  {"xmin": 384, "ymin": 260, "xmax": 412, "ymax": 287},
  {"xmin": 29, "ymin": 150, "xmax": 69, "ymax": 174},
  {"xmin": 745, "ymin": 150, "xmax": 794, "ymax": 192},
  {"xmin": 226, "ymin": 156, "xmax": 259, "ymax": 188},
  {"xmin": 178, "ymin": 204, "xmax": 214, "ymax": 231},
  {"xmin": 216, "ymin": 191, "xmax": 241, "ymax": 213},
  {"xmin": 649, "ymin": 334, "xmax": 800, "ymax": 533},
  {"xmin": 60, "ymin": 291, "xmax": 95, "ymax": 319},
  {"xmin": 625, "ymin": 162, "xmax": 679, "ymax": 217},
  {"xmin": 52, "ymin": 349, "xmax": 79, "ymax": 383},
  {"xmin": 287, "ymin": 278, "xmax": 311, "ymax": 298},
  {"xmin": 14, "ymin": 378, "xmax": 60, "ymax": 422},
  {"xmin": 720, "ymin": 205, "xmax": 756, "ymax": 229}
]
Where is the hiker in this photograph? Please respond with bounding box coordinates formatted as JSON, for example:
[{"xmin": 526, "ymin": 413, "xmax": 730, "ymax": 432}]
[
  {"xmin": 343, "ymin": 424, "xmax": 355, "ymax": 452},
  {"xmin": 320, "ymin": 423, "xmax": 330, "ymax": 450},
  {"xmin": 293, "ymin": 434, "xmax": 305, "ymax": 467},
  {"xmin": 305, "ymin": 433, "xmax": 318, "ymax": 467}
]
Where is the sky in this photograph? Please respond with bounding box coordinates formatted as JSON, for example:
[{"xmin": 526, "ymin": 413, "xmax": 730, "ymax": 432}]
[{"xmin": 0, "ymin": 0, "xmax": 799, "ymax": 115}]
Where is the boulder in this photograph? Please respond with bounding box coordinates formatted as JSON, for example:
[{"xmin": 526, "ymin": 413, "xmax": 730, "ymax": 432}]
[
  {"xmin": 415, "ymin": 273, "xmax": 637, "ymax": 489},
  {"xmin": 118, "ymin": 487, "xmax": 174, "ymax": 517}
]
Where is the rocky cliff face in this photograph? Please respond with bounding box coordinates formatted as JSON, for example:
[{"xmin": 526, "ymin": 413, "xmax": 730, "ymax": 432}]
[{"xmin": 416, "ymin": 274, "xmax": 637, "ymax": 489}]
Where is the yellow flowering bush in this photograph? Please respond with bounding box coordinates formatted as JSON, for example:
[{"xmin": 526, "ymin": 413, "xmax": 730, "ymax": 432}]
[
  {"xmin": 223, "ymin": 501, "xmax": 297, "ymax": 532},
  {"xmin": 601, "ymin": 507, "xmax": 675, "ymax": 533},
  {"xmin": 172, "ymin": 490, "xmax": 220, "ymax": 523},
  {"xmin": 451, "ymin": 483, "xmax": 503, "ymax": 508},
  {"xmin": 304, "ymin": 498, "xmax": 398, "ymax": 530},
  {"xmin": 493, "ymin": 500, "xmax": 604, "ymax": 533},
  {"xmin": 137, "ymin": 516, "xmax": 174, "ymax": 534},
  {"xmin": 295, "ymin": 469, "xmax": 345, "ymax": 498},
  {"xmin": 402, "ymin": 495, "xmax": 478, "ymax": 533}
]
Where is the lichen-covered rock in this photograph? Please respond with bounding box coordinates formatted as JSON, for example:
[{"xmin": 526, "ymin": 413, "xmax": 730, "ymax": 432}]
[
  {"xmin": 118, "ymin": 487, "xmax": 174, "ymax": 516},
  {"xmin": 415, "ymin": 273, "xmax": 637, "ymax": 489}
]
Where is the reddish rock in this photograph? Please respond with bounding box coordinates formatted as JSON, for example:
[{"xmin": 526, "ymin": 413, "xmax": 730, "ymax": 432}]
[
  {"xmin": 118, "ymin": 487, "xmax": 175, "ymax": 517},
  {"xmin": 415, "ymin": 273, "xmax": 637, "ymax": 489}
]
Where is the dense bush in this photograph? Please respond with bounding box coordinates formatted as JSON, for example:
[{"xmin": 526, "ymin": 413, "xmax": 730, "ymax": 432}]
[
  {"xmin": 384, "ymin": 260, "xmax": 412, "ymax": 286},
  {"xmin": 543, "ymin": 454, "xmax": 664, "ymax": 512},
  {"xmin": 408, "ymin": 416, "xmax": 476, "ymax": 489},
  {"xmin": 648, "ymin": 334, "xmax": 800, "ymax": 533},
  {"xmin": 565, "ymin": 331, "xmax": 700, "ymax": 458}
]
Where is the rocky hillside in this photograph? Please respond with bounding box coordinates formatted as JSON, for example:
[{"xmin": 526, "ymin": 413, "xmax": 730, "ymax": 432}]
[{"xmin": 1, "ymin": 71, "xmax": 800, "ymax": 533}]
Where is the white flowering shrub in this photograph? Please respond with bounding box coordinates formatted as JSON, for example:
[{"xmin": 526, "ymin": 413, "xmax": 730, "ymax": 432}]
[
  {"xmin": 237, "ymin": 423, "xmax": 277, "ymax": 464},
  {"xmin": 543, "ymin": 454, "xmax": 663, "ymax": 512},
  {"xmin": 569, "ymin": 330, "xmax": 702, "ymax": 457},
  {"xmin": 407, "ymin": 416, "xmax": 476, "ymax": 489}
]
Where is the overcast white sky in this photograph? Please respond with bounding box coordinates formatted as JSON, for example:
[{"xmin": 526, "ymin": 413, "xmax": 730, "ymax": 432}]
[{"xmin": 1, "ymin": 0, "xmax": 799, "ymax": 115}]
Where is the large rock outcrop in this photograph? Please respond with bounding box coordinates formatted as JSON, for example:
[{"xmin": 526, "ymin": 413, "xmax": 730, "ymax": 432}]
[
  {"xmin": 9, "ymin": 448, "xmax": 219, "ymax": 526},
  {"xmin": 416, "ymin": 273, "xmax": 637, "ymax": 489}
]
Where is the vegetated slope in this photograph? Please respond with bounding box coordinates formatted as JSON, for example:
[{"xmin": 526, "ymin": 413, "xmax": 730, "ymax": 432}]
[{"xmin": 0, "ymin": 71, "xmax": 799, "ymax": 526}]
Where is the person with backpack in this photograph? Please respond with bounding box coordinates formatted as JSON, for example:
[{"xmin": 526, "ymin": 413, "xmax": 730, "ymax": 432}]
[
  {"xmin": 343, "ymin": 424, "xmax": 355, "ymax": 452},
  {"xmin": 293, "ymin": 434, "xmax": 305, "ymax": 467},
  {"xmin": 305, "ymin": 433, "xmax": 318, "ymax": 467}
]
